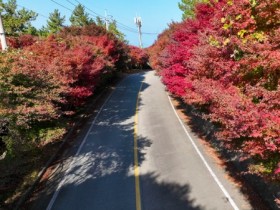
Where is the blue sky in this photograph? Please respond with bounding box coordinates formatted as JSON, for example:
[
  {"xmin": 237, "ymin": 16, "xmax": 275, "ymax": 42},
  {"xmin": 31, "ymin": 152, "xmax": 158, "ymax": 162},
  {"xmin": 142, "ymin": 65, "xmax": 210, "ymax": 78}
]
[{"xmin": 15, "ymin": 0, "xmax": 183, "ymax": 47}]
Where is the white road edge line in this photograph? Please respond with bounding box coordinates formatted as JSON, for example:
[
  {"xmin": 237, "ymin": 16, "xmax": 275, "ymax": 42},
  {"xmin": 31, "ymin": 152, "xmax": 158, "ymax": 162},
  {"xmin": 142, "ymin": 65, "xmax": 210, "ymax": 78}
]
[
  {"xmin": 167, "ymin": 94, "xmax": 240, "ymax": 210},
  {"xmin": 46, "ymin": 75, "xmax": 135, "ymax": 210}
]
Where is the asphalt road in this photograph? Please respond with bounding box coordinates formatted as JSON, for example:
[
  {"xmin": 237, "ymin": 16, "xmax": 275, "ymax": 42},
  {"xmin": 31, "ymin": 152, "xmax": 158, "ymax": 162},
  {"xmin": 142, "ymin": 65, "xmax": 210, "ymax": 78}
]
[{"xmin": 44, "ymin": 71, "xmax": 251, "ymax": 210}]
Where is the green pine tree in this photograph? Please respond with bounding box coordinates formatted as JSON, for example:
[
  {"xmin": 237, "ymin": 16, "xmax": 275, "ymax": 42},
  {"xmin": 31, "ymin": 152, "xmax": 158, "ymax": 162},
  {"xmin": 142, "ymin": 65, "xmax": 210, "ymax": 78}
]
[
  {"xmin": 47, "ymin": 9, "xmax": 65, "ymax": 34},
  {"xmin": 24, "ymin": 25, "xmax": 38, "ymax": 35},
  {"xmin": 96, "ymin": 16, "xmax": 105, "ymax": 27},
  {"xmin": 0, "ymin": 0, "xmax": 37, "ymax": 36},
  {"xmin": 69, "ymin": 4, "xmax": 94, "ymax": 26},
  {"xmin": 38, "ymin": 26, "xmax": 49, "ymax": 37},
  {"xmin": 108, "ymin": 20, "xmax": 125, "ymax": 41}
]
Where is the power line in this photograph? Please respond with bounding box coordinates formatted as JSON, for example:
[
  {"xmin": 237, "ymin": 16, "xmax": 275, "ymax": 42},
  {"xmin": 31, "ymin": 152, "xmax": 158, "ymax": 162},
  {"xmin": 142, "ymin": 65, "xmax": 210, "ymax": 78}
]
[
  {"xmin": 116, "ymin": 19, "xmax": 158, "ymax": 35},
  {"xmin": 142, "ymin": 32, "xmax": 158, "ymax": 35},
  {"xmin": 114, "ymin": 19, "xmax": 157, "ymax": 35},
  {"xmin": 65, "ymin": 0, "xmax": 76, "ymax": 8},
  {"xmin": 50, "ymin": 0, "xmax": 72, "ymax": 12},
  {"xmin": 116, "ymin": 21, "xmax": 138, "ymax": 33},
  {"xmin": 70, "ymin": 0, "xmax": 158, "ymax": 35},
  {"xmin": 117, "ymin": 25, "xmax": 138, "ymax": 34},
  {"xmin": 64, "ymin": 0, "xmax": 102, "ymax": 21},
  {"xmin": 17, "ymin": 4, "xmax": 48, "ymax": 19},
  {"xmin": 21, "ymin": 0, "xmax": 158, "ymax": 37},
  {"xmin": 116, "ymin": 23, "xmax": 138, "ymax": 33},
  {"xmin": 58, "ymin": 0, "xmax": 140, "ymax": 34},
  {"xmin": 117, "ymin": 24, "xmax": 158, "ymax": 35},
  {"xmin": 73, "ymin": 0, "xmax": 102, "ymax": 17}
]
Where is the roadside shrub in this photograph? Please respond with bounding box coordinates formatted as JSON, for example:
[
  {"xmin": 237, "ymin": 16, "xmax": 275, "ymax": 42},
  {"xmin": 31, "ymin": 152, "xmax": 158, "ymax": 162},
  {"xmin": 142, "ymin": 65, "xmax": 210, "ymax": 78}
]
[
  {"xmin": 0, "ymin": 24, "xmax": 131, "ymax": 156},
  {"xmin": 150, "ymin": 0, "xmax": 280, "ymax": 179},
  {"xmin": 147, "ymin": 22, "xmax": 181, "ymax": 72},
  {"xmin": 6, "ymin": 34, "xmax": 37, "ymax": 49},
  {"xmin": 128, "ymin": 45, "xmax": 149, "ymax": 69}
]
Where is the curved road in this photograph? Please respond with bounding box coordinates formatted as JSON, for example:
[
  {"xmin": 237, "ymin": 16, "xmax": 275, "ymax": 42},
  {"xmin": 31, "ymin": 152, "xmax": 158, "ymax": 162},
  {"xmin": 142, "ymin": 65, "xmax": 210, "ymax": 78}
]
[{"xmin": 42, "ymin": 71, "xmax": 251, "ymax": 210}]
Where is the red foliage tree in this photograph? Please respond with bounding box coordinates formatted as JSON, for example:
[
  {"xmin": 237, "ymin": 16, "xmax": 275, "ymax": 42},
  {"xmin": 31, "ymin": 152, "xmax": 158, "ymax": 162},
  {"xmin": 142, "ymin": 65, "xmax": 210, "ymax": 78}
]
[
  {"xmin": 59, "ymin": 25, "xmax": 129, "ymax": 70},
  {"xmin": 12, "ymin": 34, "xmax": 117, "ymax": 108},
  {"xmin": 160, "ymin": 3, "xmax": 215, "ymax": 97},
  {"xmin": 6, "ymin": 34, "xmax": 37, "ymax": 49},
  {"xmin": 128, "ymin": 45, "xmax": 149, "ymax": 69},
  {"xmin": 150, "ymin": 0, "xmax": 280, "ymax": 178},
  {"xmin": 147, "ymin": 22, "xmax": 181, "ymax": 71},
  {"xmin": 0, "ymin": 24, "xmax": 133, "ymax": 155}
]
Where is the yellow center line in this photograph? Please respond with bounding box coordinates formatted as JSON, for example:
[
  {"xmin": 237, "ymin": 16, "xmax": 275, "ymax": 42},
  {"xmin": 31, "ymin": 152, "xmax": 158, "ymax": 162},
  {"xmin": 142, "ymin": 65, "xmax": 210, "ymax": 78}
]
[{"xmin": 134, "ymin": 82, "xmax": 143, "ymax": 210}]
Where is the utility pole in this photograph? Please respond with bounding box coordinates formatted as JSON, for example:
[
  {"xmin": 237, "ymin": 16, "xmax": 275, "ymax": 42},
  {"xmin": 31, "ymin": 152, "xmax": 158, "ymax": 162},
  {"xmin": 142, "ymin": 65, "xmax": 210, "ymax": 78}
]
[
  {"xmin": 134, "ymin": 16, "xmax": 143, "ymax": 48},
  {"xmin": 0, "ymin": 11, "xmax": 7, "ymax": 51},
  {"xmin": 105, "ymin": 10, "xmax": 113, "ymax": 32},
  {"xmin": 105, "ymin": 10, "xmax": 109, "ymax": 31}
]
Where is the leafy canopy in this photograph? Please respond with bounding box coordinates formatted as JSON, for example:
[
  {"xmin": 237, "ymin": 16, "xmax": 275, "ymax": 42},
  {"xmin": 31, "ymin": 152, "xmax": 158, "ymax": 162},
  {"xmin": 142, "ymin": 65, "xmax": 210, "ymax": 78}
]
[
  {"xmin": 69, "ymin": 4, "xmax": 94, "ymax": 26},
  {"xmin": 47, "ymin": 9, "xmax": 65, "ymax": 34},
  {"xmin": 178, "ymin": 0, "xmax": 209, "ymax": 19},
  {"xmin": 151, "ymin": 0, "xmax": 280, "ymax": 179},
  {"xmin": 0, "ymin": 0, "xmax": 37, "ymax": 36},
  {"xmin": 96, "ymin": 16, "xmax": 126, "ymax": 41}
]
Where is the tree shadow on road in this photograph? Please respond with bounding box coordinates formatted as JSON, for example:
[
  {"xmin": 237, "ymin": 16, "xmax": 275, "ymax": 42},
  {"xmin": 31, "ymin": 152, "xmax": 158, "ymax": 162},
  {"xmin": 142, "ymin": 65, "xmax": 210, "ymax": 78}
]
[
  {"xmin": 140, "ymin": 172, "xmax": 204, "ymax": 210},
  {"xmin": 26, "ymin": 73, "xmax": 204, "ymax": 210},
  {"xmin": 39, "ymin": 133, "xmax": 204, "ymax": 209},
  {"xmin": 172, "ymin": 96, "xmax": 271, "ymax": 210}
]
